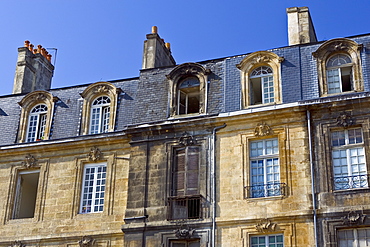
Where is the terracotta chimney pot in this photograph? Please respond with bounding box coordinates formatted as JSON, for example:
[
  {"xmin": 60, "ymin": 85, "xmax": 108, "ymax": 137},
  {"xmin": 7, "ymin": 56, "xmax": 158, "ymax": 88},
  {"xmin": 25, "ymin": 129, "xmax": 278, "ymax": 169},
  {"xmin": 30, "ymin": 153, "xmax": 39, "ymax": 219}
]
[{"xmin": 152, "ymin": 26, "xmax": 157, "ymax": 34}]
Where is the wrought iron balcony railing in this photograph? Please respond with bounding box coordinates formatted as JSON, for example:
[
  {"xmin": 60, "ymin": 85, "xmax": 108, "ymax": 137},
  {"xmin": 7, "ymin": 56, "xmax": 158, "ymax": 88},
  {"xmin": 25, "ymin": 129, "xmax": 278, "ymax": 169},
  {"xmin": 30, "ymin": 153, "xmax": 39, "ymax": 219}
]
[
  {"xmin": 167, "ymin": 195, "xmax": 205, "ymax": 221},
  {"xmin": 245, "ymin": 183, "xmax": 286, "ymax": 198},
  {"xmin": 334, "ymin": 174, "xmax": 369, "ymax": 190}
]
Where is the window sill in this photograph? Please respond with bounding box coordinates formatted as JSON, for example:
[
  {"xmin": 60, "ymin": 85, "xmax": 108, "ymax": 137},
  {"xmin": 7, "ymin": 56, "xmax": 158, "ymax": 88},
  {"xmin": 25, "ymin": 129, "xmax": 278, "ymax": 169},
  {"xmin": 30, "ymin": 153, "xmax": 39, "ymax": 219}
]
[
  {"xmin": 333, "ymin": 187, "xmax": 370, "ymax": 194},
  {"xmin": 169, "ymin": 113, "xmax": 207, "ymax": 120},
  {"xmin": 245, "ymin": 195, "xmax": 285, "ymax": 202},
  {"xmin": 245, "ymin": 102, "xmax": 280, "ymax": 109}
]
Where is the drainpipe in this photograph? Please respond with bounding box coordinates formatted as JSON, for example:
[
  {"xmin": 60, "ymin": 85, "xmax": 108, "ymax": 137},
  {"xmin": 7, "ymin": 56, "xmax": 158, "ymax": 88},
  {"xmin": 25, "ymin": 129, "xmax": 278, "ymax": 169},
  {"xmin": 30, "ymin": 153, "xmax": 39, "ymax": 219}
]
[
  {"xmin": 211, "ymin": 124, "xmax": 226, "ymax": 247},
  {"xmin": 307, "ymin": 110, "xmax": 318, "ymax": 247}
]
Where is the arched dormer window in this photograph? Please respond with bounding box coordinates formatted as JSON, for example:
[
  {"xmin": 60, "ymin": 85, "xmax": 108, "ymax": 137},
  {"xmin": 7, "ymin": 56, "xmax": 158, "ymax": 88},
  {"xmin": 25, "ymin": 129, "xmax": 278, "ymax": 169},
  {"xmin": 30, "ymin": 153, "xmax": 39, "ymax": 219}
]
[
  {"xmin": 18, "ymin": 91, "xmax": 57, "ymax": 143},
  {"xmin": 167, "ymin": 63, "xmax": 211, "ymax": 117},
  {"xmin": 313, "ymin": 38, "xmax": 363, "ymax": 96},
  {"xmin": 80, "ymin": 82, "xmax": 121, "ymax": 135},
  {"xmin": 237, "ymin": 51, "xmax": 284, "ymax": 108}
]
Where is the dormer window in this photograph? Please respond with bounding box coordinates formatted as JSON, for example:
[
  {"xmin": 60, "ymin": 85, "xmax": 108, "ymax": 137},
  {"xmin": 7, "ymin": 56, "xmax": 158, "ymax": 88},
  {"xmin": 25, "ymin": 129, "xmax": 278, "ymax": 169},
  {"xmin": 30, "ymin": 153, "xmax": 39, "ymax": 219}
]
[
  {"xmin": 90, "ymin": 96, "xmax": 111, "ymax": 134},
  {"xmin": 326, "ymin": 54, "xmax": 353, "ymax": 94},
  {"xmin": 80, "ymin": 82, "xmax": 121, "ymax": 135},
  {"xmin": 167, "ymin": 63, "xmax": 210, "ymax": 117},
  {"xmin": 313, "ymin": 38, "xmax": 363, "ymax": 96},
  {"xmin": 178, "ymin": 77, "xmax": 200, "ymax": 115},
  {"xmin": 27, "ymin": 104, "xmax": 48, "ymax": 142}
]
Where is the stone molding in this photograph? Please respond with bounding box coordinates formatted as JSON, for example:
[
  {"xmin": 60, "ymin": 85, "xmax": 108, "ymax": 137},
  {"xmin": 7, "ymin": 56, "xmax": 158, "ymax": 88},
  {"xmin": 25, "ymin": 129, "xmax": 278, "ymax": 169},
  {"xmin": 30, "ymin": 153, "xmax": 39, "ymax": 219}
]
[{"xmin": 87, "ymin": 146, "xmax": 103, "ymax": 162}]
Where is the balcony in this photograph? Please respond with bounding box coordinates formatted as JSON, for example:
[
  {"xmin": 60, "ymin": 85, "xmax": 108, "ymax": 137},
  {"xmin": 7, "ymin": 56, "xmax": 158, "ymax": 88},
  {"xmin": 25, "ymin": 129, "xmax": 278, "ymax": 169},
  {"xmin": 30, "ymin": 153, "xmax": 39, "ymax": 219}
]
[
  {"xmin": 334, "ymin": 174, "xmax": 369, "ymax": 190},
  {"xmin": 245, "ymin": 183, "xmax": 286, "ymax": 198},
  {"xmin": 167, "ymin": 195, "xmax": 205, "ymax": 221}
]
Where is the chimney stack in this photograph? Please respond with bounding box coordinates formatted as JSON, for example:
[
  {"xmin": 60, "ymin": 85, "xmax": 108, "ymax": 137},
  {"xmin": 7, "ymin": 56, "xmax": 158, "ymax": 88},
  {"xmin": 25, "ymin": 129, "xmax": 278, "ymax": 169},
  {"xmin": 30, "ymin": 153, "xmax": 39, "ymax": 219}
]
[
  {"xmin": 286, "ymin": 7, "xmax": 317, "ymax": 46},
  {"xmin": 12, "ymin": 41, "xmax": 54, "ymax": 94},
  {"xmin": 142, "ymin": 26, "xmax": 176, "ymax": 69}
]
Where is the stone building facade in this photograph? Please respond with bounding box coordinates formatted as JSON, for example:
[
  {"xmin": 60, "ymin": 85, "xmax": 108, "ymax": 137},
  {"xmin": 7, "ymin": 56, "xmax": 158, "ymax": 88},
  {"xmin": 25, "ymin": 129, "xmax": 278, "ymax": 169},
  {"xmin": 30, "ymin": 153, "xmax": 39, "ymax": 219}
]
[{"xmin": 1, "ymin": 6, "xmax": 370, "ymax": 247}]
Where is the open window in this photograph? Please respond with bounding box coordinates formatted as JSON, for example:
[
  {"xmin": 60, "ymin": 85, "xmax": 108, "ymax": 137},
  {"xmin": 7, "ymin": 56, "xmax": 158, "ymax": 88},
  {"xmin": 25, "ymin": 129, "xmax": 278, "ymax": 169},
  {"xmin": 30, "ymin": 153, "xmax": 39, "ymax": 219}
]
[
  {"xmin": 167, "ymin": 63, "xmax": 210, "ymax": 117},
  {"xmin": 80, "ymin": 82, "xmax": 121, "ymax": 135},
  {"xmin": 13, "ymin": 169, "xmax": 40, "ymax": 219},
  {"xmin": 237, "ymin": 51, "xmax": 283, "ymax": 108},
  {"xmin": 313, "ymin": 38, "xmax": 363, "ymax": 96}
]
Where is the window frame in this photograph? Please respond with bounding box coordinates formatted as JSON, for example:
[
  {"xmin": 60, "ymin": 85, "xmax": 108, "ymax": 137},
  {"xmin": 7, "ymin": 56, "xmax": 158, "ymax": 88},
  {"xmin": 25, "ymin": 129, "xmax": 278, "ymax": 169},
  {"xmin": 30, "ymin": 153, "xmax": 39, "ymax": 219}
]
[
  {"xmin": 237, "ymin": 51, "xmax": 284, "ymax": 108},
  {"xmin": 167, "ymin": 63, "xmax": 210, "ymax": 117},
  {"xmin": 89, "ymin": 96, "xmax": 111, "ymax": 134},
  {"xmin": 337, "ymin": 228, "xmax": 370, "ymax": 247},
  {"xmin": 313, "ymin": 38, "xmax": 363, "ymax": 97},
  {"xmin": 80, "ymin": 82, "xmax": 121, "ymax": 135},
  {"xmin": 331, "ymin": 128, "xmax": 368, "ymax": 190},
  {"xmin": 79, "ymin": 162, "xmax": 107, "ymax": 214},
  {"xmin": 17, "ymin": 91, "xmax": 57, "ymax": 143},
  {"xmin": 26, "ymin": 104, "xmax": 48, "ymax": 142},
  {"xmin": 250, "ymin": 234, "xmax": 284, "ymax": 247}
]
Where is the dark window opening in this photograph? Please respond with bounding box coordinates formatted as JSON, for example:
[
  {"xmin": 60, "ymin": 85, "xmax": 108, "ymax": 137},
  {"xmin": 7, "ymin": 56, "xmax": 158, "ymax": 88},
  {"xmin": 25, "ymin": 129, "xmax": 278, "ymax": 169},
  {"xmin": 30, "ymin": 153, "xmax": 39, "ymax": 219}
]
[{"xmin": 177, "ymin": 77, "xmax": 200, "ymax": 115}]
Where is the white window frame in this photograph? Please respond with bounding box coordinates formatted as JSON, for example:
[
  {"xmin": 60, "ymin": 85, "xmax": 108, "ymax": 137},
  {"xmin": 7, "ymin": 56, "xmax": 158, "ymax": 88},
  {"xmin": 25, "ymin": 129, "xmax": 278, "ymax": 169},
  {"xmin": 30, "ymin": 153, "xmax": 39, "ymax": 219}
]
[
  {"xmin": 250, "ymin": 66, "xmax": 275, "ymax": 105},
  {"xmin": 250, "ymin": 138, "xmax": 280, "ymax": 198},
  {"xmin": 338, "ymin": 228, "xmax": 370, "ymax": 247},
  {"xmin": 250, "ymin": 234, "xmax": 284, "ymax": 247},
  {"xmin": 89, "ymin": 96, "xmax": 111, "ymax": 134},
  {"xmin": 26, "ymin": 104, "xmax": 48, "ymax": 142},
  {"xmin": 326, "ymin": 54, "xmax": 353, "ymax": 94},
  {"xmin": 331, "ymin": 128, "xmax": 368, "ymax": 190},
  {"xmin": 80, "ymin": 163, "xmax": 107, "ymax": 214}
]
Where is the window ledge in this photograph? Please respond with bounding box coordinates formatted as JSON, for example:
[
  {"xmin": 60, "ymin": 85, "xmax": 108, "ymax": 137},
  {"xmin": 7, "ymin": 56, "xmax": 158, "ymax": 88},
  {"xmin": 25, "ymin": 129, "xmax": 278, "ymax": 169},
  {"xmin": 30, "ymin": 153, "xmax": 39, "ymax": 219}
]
[
  {"xmin": 333, "ymin": 187, "xmax": 370, "ymax": 194},
  {"xmin": 245, "ymin": 195, "xmax": 285, "ymax": 202},
  {"xmin": 169, "ymin": 113, "xmax": 207, "ymax": 120}
]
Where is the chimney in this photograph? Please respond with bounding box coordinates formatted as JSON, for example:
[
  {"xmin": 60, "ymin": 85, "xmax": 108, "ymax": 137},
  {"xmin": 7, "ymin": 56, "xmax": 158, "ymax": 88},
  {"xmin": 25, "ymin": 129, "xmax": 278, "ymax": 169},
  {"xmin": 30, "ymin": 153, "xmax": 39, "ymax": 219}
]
[
  {"xmin": 286, "ymin": 7, "xmax": 317, "ymax": 46},
  {"xmin": 12, "ymin": 41, "xmax": 54, "ymax": 94},
  {"xmin": 142, "ymin": 26, "xmax": 176, "ymax": 69}
]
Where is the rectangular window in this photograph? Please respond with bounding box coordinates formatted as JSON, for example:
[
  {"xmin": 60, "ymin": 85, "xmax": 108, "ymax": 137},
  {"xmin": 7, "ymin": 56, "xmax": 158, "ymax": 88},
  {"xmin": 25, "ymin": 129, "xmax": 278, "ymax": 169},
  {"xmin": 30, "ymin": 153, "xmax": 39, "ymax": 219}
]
[
  {"xmin": 13, "ymin": 169, "xmax": 40, "ymax": 219},
  {"xmin": 332, "ymin": 128, "xmax": 368, "ymax": 190},
  {"xmin": 338, "ymin": 228, "xmax": 370, "ymax": 247},
  {"xmin": 249, "ymin": 138, "xmax": 281, "ymax": 198},
  {"xmin": 80, "ymin": 163, "xmax": 107, "ymax": 213},
  {"xmin": 170, "ymin": 240, "xmax": 200, "ymax": 247},
  {"xmin": 251, "ymin": 234, "xmax": 283, "ymax": 247}
]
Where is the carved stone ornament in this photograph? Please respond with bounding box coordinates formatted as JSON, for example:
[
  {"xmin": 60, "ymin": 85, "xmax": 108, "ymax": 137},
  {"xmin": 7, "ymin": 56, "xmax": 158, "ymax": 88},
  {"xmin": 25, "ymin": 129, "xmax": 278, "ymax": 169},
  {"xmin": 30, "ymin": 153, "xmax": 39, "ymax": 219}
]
[
  {"xmin": 255, "ymin": 219, "xmax": 277, "ymax": 233},
  {"xmin": 251, "ymin": 55, "xmax": 271, "ymax": 66},
  {"xmin": 336, "ymin": 112, "xmax": 354, "ymax": 127},
  {"xmin": 94, "ymin": 85, "xmax": 110, "ymax": 94},
  {"xmin": 87, "ymin": 147, "xmax": 102, "ymax": 161},
  {"xmin": 78, "ymin": 236, "xmax": 95, "ymax": 247},
  {"xmin": 332, "ymin": 42, "xmax": 348, "ymax": 51},
  {"xmin": 254, "ymin": 123, "xmax": 272, "ymax": 137},
  {"xmin": 175, "ymin": 225, "xmax": 195, "ymax": 239},
  {"xmin": 179, "ymin": 133, "xmax": 197, "ymax": 146},
  {"xmin": 22, "ymin": 154, "xmax": 38, "ymax": 169},
  {"xmin": 341, "ymin": 211, "xmax": 366, "ymax": 226},
  {"xmin": 31, "ymin": 93, "xmax": 47, "ymax": 102},
  {"xmin": 10, "ymin": 241, "xmax": 25, "ymax": 247}
]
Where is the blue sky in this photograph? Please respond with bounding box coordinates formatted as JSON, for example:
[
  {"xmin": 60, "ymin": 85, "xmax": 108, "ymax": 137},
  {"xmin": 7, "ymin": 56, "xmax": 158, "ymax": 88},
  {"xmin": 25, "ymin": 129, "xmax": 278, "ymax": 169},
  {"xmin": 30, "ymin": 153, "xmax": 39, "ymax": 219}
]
[{"xmin": 1, "ymin": 0, "xmax": 370, "ymax": 96}]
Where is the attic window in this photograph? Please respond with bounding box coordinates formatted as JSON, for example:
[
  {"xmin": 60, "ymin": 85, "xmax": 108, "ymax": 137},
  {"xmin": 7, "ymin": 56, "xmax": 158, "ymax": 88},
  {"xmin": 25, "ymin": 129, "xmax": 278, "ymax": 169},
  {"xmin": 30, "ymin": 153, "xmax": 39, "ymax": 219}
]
[{"xmin": 178, "ymin": 77, "xmax": 200, "ymax": 115}]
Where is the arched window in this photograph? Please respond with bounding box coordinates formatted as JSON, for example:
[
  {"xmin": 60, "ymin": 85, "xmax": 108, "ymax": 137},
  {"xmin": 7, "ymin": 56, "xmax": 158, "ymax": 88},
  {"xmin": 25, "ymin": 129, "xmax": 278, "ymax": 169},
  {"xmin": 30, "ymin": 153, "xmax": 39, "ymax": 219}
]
[
  {"xmin": 326, "ymin": 54, "xmax": 353, "ymax": 94},
  {"xmin": 250, "ymin": 66, "xmax": 274, "ymax": 105},
  {"xmin": 237, "ymin": 51, "xmax": 283, "ymax": 108},
  {"xmin": 313, "ymin": 38, "xmax": 363, "ymax": 96},
  {"xmin": 26, "ymin": 104, "xmax": 48, "ymax": 142},
  {"xmin": 90, "ymin": 96, "xmax": 111, "ymax": 134},
  {"xmin": 178, "ymin": 77, "xmax": 200, "ymax": 115}
]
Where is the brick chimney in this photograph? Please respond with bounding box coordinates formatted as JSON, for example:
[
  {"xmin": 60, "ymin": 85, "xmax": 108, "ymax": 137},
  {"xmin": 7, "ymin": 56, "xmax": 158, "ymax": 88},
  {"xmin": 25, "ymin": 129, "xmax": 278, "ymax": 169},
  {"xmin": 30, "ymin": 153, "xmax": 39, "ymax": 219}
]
[
  {"xmin": 13, "ymin": 41, "xmax": 54, "ymax": 94},
  {"xmin": 142, "ymin": 26, "xmax": 176, "ymax": 69},
  {"xmin": 286, "ymin": 7, "xmax": 317, "ymax": 45}
]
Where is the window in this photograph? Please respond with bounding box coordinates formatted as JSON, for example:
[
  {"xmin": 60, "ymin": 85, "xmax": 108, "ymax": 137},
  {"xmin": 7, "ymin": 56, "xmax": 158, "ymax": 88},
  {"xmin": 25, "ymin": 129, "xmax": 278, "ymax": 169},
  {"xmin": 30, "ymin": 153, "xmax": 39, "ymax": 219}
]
[
  {"xmin": 326, "ymin": 54, "xmax": 353, "ymax": 94},
  {"xmin": 26, "ymin": 104, "xmax": 47, "ymax": 142},
  {"xmin": 13, "ymin": 169, "xmax": 40, "ymax": 219},
  {"xmin": 17, "ymin": 91, "xmax": 56, "ymax": 143},
  {"xmin": 168, "ymin": 146, "xmax": 203, "ymax": 220},
  {"xmin": 313, "ymin": 38, "xmax": 363, "ymax": 96},
  {"xmin": 338, "ymin": 228, "xmax": 370, "ymax": 247},
  {"xmin": 89, "ymin": 96, "xmax": 111, "ymax": 134},
  {"xmin": 331, "ymin": 128, "xmax": 368, "ymax": 190},
  {"xmin": 80, "ymin": 163, "xmax": 107, "ymax": 213},
  {"xmin": 170, "ymin": 240, "xmax": 200, "ymax": 247},
  {"xmin": 250, "ymin": 66, "xmax": 274, "ymax": 105},
  {"xmin": 249, "ymin": 138, "xmax": 282, "ymax": 198},
  {"xmin": 80, "ymin": 82, "xmax": 121, "ymax": 135},
  {"xmin": 237, "ymin": 51, "xmax": 283, "ymax": 108},
  {"xmin": 251, "ymin": 234, "xmax": 283, "ymax": 247},
  {"xmin": 178, "ymin": 77, "xmax": 200, "ymax": 115},
  {"xmin": 167, "ymin": 63, "xmax": 210, "ymax": 117}
]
